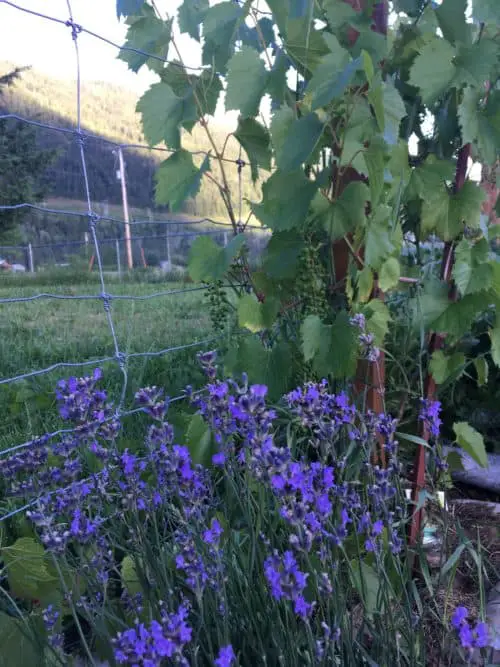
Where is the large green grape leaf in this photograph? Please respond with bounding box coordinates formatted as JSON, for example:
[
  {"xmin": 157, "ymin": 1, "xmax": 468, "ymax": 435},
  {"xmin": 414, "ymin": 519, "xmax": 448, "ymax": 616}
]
[
  {"xmin": 379, "ymin": 257, "xmax": 401, "ymax": 292},
  {"xmin": 459, "ymin": 87, "xmax": 500, "ymax": 166},
  {"xmin": 270, "ymin": 106, "xmax": 295, "ymax": 157},
  {"xmin": 137, "ymin": 83, "xmax": 195, "ymax": 148},
  {"xmin": 315, "ymin": 311, "xmax": 359, "ymax": 379},
  {"xmin": 431, "ymin": 291, "xmax": 495, "ymax": 341},
  {"xmin": 323, "ymin": 0, "xmax": 358, "ymax": 28},
  {"xmin": 195, "ymin": 68, "xmax": 224, "ymax": 117},
  {"xmin": 155, "ymin": 151, "xmax": 210, "ymax": 211},
  {"xmin": 267, "ymin": 48, "xmax": 290, "ymax": 109},
  {"xmin": 262, "ymin": 230, "xmax": 305, "ymax": 280},
  {"xmin": 364, "ymin": 208, "xmax": 395, "ymax": 270},
  {"xmin": 490, "ymin": 321, "xmax": 500, "ymax": 367},
  {"xmin": 301, "ymin": 314, "xmax": 324, "ymax": 362},
  {"xmin": 1, "ymin": 537, "xmax": 58, "ymax": 601},
  {"xmin": 382, "ymin": 80, "xmax": 407, "ymax": 145},
  {"xmin": 421, "ymin": 180, "xmax": 485, "ymax": 241},
  {"xmin": 471, "ymin": 0, "xmax": 500, "ymax": 24},
  {"xmin": 306, "ymin": 38, "xmax": 357, "ymax": 110},
  {"xmin": 324, "ymin": 182, "xmax": 370, "ymax": 240},
  {"xmin": 435, "ymin": 0, "xmax": 468, "ymax": 45},
  {"xmin": 429, "ymin": 350, "xmax": 465, "ymax": 383},
  {"xmin": 202, "ymin": 1, "xmax": 243, "ymax": 73},
  {"xmin": 364, "ymin": 299, "xmax": 392, "ymax": 346},
  {"xmin": 452, "ymin": 237, "xmax": 492, "ymax": 296},
  {"xmin": 188, "ymin": 234, "xmax": 245, "ymax": 282},
  {"xmin": 408, "ymin": 156, "xmax": 455, "ymax": 199},
  {"xmin": 364, "ymin": 136, "xmax": 386, "ymax": 206},
  {"xmin": 284, "ymin": 18, "xmax": 329, "ymax": 75},
  {"xmin": 225, "ymin": 46, "xmax": 268, "ymax": 118},
  {"xmin": 178, "ymin": 0, "xmax": 209, "ymax": 41},
  {"xmin": 117, "ymin": 0, "xmax": 144, "ymax": 18},
  {"xmin": 409, "ymin": 38, "xmax": 456, "ymax": 105},
  {"xmin": 0, "ymin": 612, "xmax": 40, "ymax": 667},
  {"xmin": 234, "ymin": 117, "xmax": 271, "ymax": 182},
  {"xmin": 454, "ymin": 40, "xmax": 499, "ymax": 88},
  {"xmin": 159, "ymin": 64, "xmax": 222, "ymax": 125},
  {"xmin": 275, "ymin": 113, "xmax": 325, "ymax": 172},
  {"xmin": 119, "ymin": 13, "xmax": 172, "ymax": 73},
  {"xmin": 252, "ymin": 170, "xmax": 318, "ymax": 230},
  {"xmin": 453, "ymin": 421, "xmax": 488, "ymax": 468}
]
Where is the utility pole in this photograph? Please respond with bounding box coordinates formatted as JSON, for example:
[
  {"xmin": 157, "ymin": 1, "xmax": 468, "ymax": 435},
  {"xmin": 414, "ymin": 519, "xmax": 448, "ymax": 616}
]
[{"xmin": 116, "ymin": 147, "xmax": 133, "ymax": 270}]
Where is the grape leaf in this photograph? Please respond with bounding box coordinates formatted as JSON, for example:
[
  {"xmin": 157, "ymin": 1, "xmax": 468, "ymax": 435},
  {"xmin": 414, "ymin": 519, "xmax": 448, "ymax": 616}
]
[
  {"xmin": 121, "ymin": 555, "xmax": 143, "ymax": 597},
  {"xmin": 357, "ymin": 266, "xmax": 374, "ymax": 303},
  {"xmin": 284, "ymin": 18, "xmax": 329, "ymax": 75},
  {"xmin": 119, "ymin": 14, "xmax": 172, "ymax": 73},
  {"xmin": 435, "ymin": 0, "xmax": 468, "ymax": 45},
  {"xmin": 178, "ymin": 0, "xmax": 209, "ymax": 41},
  {"xmin": 364, "ymin": 299, "xmax": 392, "ymax": 346},
  {"xmin": 117, "ymin": 0, "xmax": 144, "ymax": 18},
  {"xmin": 270, "ymin": 106, "xmax": 295, "ymax": 157},
  {"xmin": 186, "ymin": 413, "xmax": 213, "ymax": 466},
  {"xmin": 458, "ymin": 87, "xmax": 500, "ymax": 166},
  {"xmin": 155, "ymin": 151, "xmax": 209, "ymax": 211},
  {"xmin": 409, "ymin": 38, "xmax": 456, "ymax": 105},
  {"xmin": 0, "ymin": 612, "xmax": 40, "ymax": 667},
  {"xmin": 364, "ymin": 209, "xmax": 394, "ymax": 269},
  {"xmin": 252, "ymin": 170, "xmax": 318, "ymax": 230},
  {"xmin": 323, "ymin": 0, "xmax": 358, "ymax": 28},
  {"xmin": 306, "ymin": 44, "xmax": 358, "ymax": 110},
  {"xmin": 276, "ymin": 113, "xmax": 325, "ymax": 172},
  {"xmin": 382, "ymin": 80, "xmax": 407, "ymax": 145},
  {"xmin": 452, "ymin": 237, "xmax": 492, "ymax": 296},
  {"xmin": 1, "ymin": 537, "xmax": 57, "ymax": 601},
  {"xmin": 196, "ymin": 68, "xmax": 224, "ymax": 117},
  {"xmin": 430, "ymin": 350, "xmax": 465, "ymax": 383},
  {"xmin": 364, "ymin": 136, "xmax": 386, "ymax": 206},
  {"xmin": 202, "ymin": 1, "xmax": 243, "ymax": 73},
  {"xmin": 421, "ymin": 180, "xmax": 485, "ymax": 241},
  {"xmin": 262, "ymin": 230, "xmax": 305, "ymax": 279},
  {"xmin": 137, "ymin": 83, "xmax": 193, "ymax": 149},
  {"xmin": 159, "ymin": 64, "xmax": 221, "ymax": 124},
  {"xmin": 471, "ymin": 0, "xmax": 500, "ymax": 24},
  {"xmin": 312, "ymin": 311, "xmax": 358, "ymax": 379},
  {"xmin": 324, "ymin": 182, "xmax": 370, "ymax": 240},
  {"xmin": 474, "ymin": 357, "xmax": 489, "ymax": 386},
  {"xmin": 234, "ymin": 117, "xmax": 271, "ymax": 182},
  {"xmin": 267, "ymin": 47, "xmax": 290, "ymax": 110},
  {"xmin": 301, "ymin": 315, "xmax": 324, "ymax": 361},
  {"xmin": 490, "ymin": 321, "xmax": 500, "ymax": 367},
  {"xmin": 431, "ymin": 291, "xmax": 495, "ymax": 341},
  {"xmin": 454, "ymin": 40, "xmax": 499, "ymax": 88},
  {"xmin": 238, "ymin": 294, "xmax": 265, "ymax": 332},
  {"xmin": 453, "ymin": 421, "xmax": 488, "ymax": 468},
  {"xmin": 188, "ymin": 234, "xmax": 245, "ymax": 282},
  {"xmin": 225, "ymin": 46, "xmax": 268, "ymax": 118},
  {"xmin": 379, "ymin": 257, "xmax": 400, "ymax": 292}
]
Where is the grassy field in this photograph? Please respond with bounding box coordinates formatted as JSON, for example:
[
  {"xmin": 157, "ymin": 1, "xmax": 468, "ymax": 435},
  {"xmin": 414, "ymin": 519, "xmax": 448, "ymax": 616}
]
[{"xmin": 0, "ymin": 271, "xmax": 214, "ymax": 450}]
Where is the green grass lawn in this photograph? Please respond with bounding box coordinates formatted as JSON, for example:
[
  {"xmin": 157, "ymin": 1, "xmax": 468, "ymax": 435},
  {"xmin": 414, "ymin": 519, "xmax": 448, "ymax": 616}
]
[{"xmin": 0, "ymin": 274, "xmax": 213, "ymax": 449}]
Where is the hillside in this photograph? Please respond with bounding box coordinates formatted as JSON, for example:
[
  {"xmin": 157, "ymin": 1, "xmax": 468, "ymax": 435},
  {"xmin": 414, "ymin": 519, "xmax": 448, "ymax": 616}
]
[{"xmin": 0, "ymin": 62, "xmax": 258, "ymax": 241}]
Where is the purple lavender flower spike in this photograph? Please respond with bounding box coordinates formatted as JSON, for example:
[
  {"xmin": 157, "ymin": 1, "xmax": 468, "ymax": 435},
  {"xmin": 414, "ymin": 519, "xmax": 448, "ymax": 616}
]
[{"xmin": 214, "ymin": 645, "xmax": 236, "ymax": 667}]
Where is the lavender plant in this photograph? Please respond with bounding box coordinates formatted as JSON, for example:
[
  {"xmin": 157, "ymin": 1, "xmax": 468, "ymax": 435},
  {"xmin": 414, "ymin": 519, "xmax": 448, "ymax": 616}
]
[{"xmin": 0, "ymin": 359, "xmax": 496, "ymax": 666}]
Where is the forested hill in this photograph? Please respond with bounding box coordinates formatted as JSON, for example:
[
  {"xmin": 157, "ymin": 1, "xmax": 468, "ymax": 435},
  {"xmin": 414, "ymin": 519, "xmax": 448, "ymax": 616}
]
[{"xmin": 0, "ymin": 61, "xmax": 244, "ymax": 217}]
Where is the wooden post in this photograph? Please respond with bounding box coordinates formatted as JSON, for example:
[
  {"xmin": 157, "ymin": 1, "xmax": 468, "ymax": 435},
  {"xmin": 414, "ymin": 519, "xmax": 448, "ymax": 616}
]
[
  {"xmin": 27, "ymin": 243, "xmax": 34, "ymax": 273},
  {"xmin": 117, "ymin": 147, "xmax": 133, "ymax": 270},
  {"xmin": 116, "ymin": 239, "xmax": 122, "ymax": 279}
]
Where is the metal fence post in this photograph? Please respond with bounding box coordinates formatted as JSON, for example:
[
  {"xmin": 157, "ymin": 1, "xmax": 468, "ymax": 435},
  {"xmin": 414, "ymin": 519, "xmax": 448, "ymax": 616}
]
[
  {"xmin": 27, "ymin": 243, "xmax": 35, "ymax": 272},
  {"xmin": 115, "ymin": 238, "xmax": 122, "ymax": 279}
]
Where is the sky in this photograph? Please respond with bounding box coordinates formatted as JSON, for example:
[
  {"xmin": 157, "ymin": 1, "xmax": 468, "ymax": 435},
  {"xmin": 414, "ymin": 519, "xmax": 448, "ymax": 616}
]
[{"xmin": 0, "ymin": 0, "xmax": 201, "ymax": 94}]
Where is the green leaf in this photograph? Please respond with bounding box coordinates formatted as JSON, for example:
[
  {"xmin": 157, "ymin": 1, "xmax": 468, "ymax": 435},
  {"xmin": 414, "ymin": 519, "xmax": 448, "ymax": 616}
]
[
  {"xmin": 350, "ymin": 561, "xmax": 381, "ymax": 617},
  {"xmin": 119, "ymin": 14, "xmax": 172, "ymax": 74},
  {"xmin": 364, "ymin": 136, "xmax": 386, "ymax": 206},
  {"xmin": 159, "ymin": 63, "xmax": 221, "ymax": 125},
  {"xmin": 252, "ymin": 170, "xmax": 318, "ymax": 230},
  {"xmin": 325, "ymin": 182, "xmax": 370, "ymax": 240},
  {"xmin": 357, "ymin": 266, "xmax": 374, "ymax": 303},
  {"xmin": 178, "ymin": 0, "xmax": 208, "ymax": 41},
  {"xmin": 409, "ymin": 156, "xmax": 455, "ymax": 199},
  {"xmin": 441, "ymin": 543, "xmax": 466, "ymax": 577},
  {"xmin": 267, "ymin": 47, "xmax": 289, "ymax": 109},
  {"xmin": 137, "ymin": 83, "xmax": 192, "ymax": 149},
  {"xmin": 364, "ymin": 299, "xmax": 391, "ymax": 346},
  {"xmin": 234, "ymin": 117, "xmax": 271, "ymax": 182},
  {"xmin": 315, "ymin": 311, "xmax": 358, "ymax": 379},
  {"xmin": 155, "ymin": 151, "xmax": 209, "ymax": 210},
  {"xmin": 307, "ymin": 50, "xmax": 359, "ymax": 111},
  {"xmin": 382, "ymin": 80, "xmax": 406, "ymax": 145},
  {"xmin": 490, "ymin": 322, "xmax": 500, "ymax": 366},
  {"xmin": 284, "ymin": 18, "xmax": 329, "ymax": 75},
  {"xmin": 421, "ymin": 180, "xmax": 485, "ymax": 241},
  {"xmin": 454, "ymin": 39, "xmax": 499, "ymax": 89},
  {"xmin": 202, "ymin": 1, "xmax": 243, "ymax": 73},
  {"xmin": 0, "ymin": 612, "xmax": 40, "ymax": 667},
  {"xmin": 452, "ymin": 237, "xmax": 492, "ymax": 296},
  {"xmin": 471, "ymin": 0, "xmax": 500, "ymax": 23},
  {"xmin": 323, "ymin": 0, "xmax": 358, "ymax": 29},
  {"xmin": 435, "ymin": 0, "xmax": 468, "ymax": 45},
  {"xmin": 276, "ymin": 113, "xmax": 324, "ymax": 172},
  {"xmin": 1, "ymin": 537, "xmax": 57, "ymax": 601},
  {"xmin": 474, "ymin": 357, "xmax": 489, "ymax": 387},
  {"xmin": 225, "ymin": 46, "xmax": 268, "ymax": 118},
  {"xmin": 263, "ymin": 230, "xmax": 305, "ymax": 279},
  {"xmin": 459, "ymin": 88, "xmax": 500, "ymax": 166},
  {"xmin": 117, "ymin": 0, "xmax": 144, "ymax": 18},
  {"xmin": 429, "ymin": 350, "xmax": 465, "ymax": 383},
  {"xmin": 238, "ymin": 294, "xmax": 265, "ymax": 332},
  {"xmin": 453, "ymin": 421, "xmax": 488, "ymax": 468},
  {"xmin": 301, "ymin": 315, "xmax": 324, "ymax": 362},
  {"xmin": 379, "ymin": 257, "xmax": 400, "ymax": 292},
  {"xmin": 186, "ymin": 413, "xmax": 213, "ymax": 466},
  {"xmin": 188, "ymin": 234, "xmax": 245, "ymax": 282},
  {"xmin": 196, "ymin": 68, "xmax": 224, "ymax": 117},
  {"xmin": 409, "ymin": 38, "xmax": 456, "ymax": 106},
  {"xmin": 365, "ymin": 209, "xmax": 394, "ymax": 269},
  {"xmin": 121, "ymin": 555, "xmax": 143, "ymax": 597}
]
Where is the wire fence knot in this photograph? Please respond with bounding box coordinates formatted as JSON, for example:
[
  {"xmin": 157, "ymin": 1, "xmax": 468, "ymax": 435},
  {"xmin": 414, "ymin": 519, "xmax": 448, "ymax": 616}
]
[
  {"xmin": 88, "ymin": 213, "xmax": 100, "ymax": 230},
  {"xmin": 236, "ymin": 158, "xmax": 246, "ymax": 173},
  {"xmin": 65, "ymin": 19, "xmax": 82, "ymax": 40},
  {"xmin": 100, "ymin": 293, "xmax": 112, "ymax": 311},
  {"xmin": 73, "ymin": 130, "xmax": 86, "ymax": 147},
  {"xmin": 115, "ymin": 352, "xmax": 127, "ymax": 370}
]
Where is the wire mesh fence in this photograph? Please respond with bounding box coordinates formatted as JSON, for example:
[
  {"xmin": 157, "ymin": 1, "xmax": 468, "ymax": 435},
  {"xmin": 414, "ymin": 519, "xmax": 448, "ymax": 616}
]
[{"xmin": 0, "ymin": 0, "xmax": 269, "ymax": 480}]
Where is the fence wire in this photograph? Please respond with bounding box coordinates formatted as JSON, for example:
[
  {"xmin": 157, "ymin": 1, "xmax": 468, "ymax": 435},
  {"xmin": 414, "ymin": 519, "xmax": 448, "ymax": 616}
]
[{"xmin": 0, "ymin": 0, "xmax": 265, "ymax": 479}]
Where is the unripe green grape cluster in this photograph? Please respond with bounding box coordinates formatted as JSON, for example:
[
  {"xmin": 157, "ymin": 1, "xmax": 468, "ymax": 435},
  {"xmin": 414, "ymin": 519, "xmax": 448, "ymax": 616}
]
[
  {"xmin": 294, "ymin": 242, "xmax": 329, "ymax": 319},
  {"xmin": 204, "ymin": 280, "xmax": 231, "ymax": 332}
]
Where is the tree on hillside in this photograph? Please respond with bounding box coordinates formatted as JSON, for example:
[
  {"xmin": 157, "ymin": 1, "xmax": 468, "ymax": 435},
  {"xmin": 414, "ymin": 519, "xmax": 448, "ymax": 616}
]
[{"xmin": 0, "ymin": 67, "xmax": 55, "ymax": 242}]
